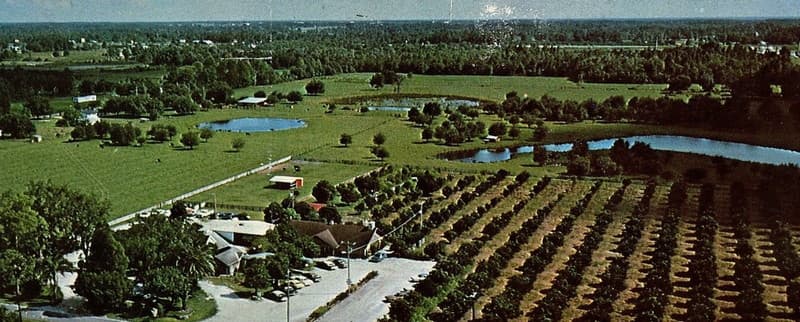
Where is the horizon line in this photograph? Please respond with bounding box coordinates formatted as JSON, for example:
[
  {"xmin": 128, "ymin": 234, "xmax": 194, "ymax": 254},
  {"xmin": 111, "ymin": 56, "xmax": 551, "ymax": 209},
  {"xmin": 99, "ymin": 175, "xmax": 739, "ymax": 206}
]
[{"xmin": 1, "ymin": 16, "xmax": 800, "ymax": 24}]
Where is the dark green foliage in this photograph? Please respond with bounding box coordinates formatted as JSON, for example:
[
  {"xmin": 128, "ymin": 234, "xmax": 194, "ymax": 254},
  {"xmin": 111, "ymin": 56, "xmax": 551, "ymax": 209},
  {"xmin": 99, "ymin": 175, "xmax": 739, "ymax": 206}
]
[
  {"xmin": 319, "ymin": 206, "xmax": 341, "ymax": 224},
  {"xmin": 180, "ymin": 131, "xmax": 200, "ymax": 149},
  {"xmin": 487, "ymin": 122, "xmax": 507, "ymax": 136},
  {"xmin": 108, "ymin": 122, "xmax": 141, "ymax": 146},
  {"xmin": 25, "ymin": 96, "xmax": 51, "ymax": 118},
  {"xmin": 0, "ymin": 112, "xmax": 35, "ymax": 139},
  {"xmin": 339, "ymin": 133, "xmax": 352, "ymax": 147},
  {"xmin": 74, "ymin": 271, "xmax": 132, "ymax": 313},
  {"xmin": 286, "ymin": 90, "xmax": 303, "ymax": 103},
  {"xmin": 144, "ymin": 267, "xmax": 191, "ymax": 310},
  {"xmin": 305, "ymin": 79, "xmax": 325, "ymax": 95},
  {"xmin": 373, "ymin": 132, "xmax": 386, "ymax": 145},
  {"xmin": 312, "ymin": 180, "xmax": 336, "ymax": 203},
  {"xmin": 422, "ymin": 102, "xmax": 442, "ymax": 117}
]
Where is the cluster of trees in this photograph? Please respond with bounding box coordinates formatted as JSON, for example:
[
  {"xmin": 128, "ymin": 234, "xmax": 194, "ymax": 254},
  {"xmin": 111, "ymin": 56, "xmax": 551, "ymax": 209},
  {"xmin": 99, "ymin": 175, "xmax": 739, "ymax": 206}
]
[
  {"xmin": 581, "ymin": 181, "xmax": 657, "ymax": 321},
  {"xmin": 408, "ymin": 102, "xmax": 490, "ymax": 145},
  {"xmin": 634, "ymin": 181, "xmax": 687, "ymax": 322},
  {"xmin": 72, "ymin": 121, "xmax": 144, "ymax": 146},
  {"xmin": 0, "ymin": 181, "xmax": 107, "ymax": 308},
  {"xmin": 483, "ymin": 181, "xmax": 602, "ymax": 320},
  {"xmin": 685, "ymin": 184, "xmax": 718, "ymax": 321},
  {"xmin": 564, "ymin": 140, "xmax": 622, "ymax": 177},
  {"xmin": 0, "ymin": 68, "xmax": 73, "ymax": 100},
  {"xmin": 241, "ymin": 224, "xmax": 321, "ymax": 295},
  {"xmin": 101, "ymin": 94, "xmax": 197, "ymax": 119},
  {"xmin": 109, "ymin": 214, "xmax": 214, "ymax": 314}
]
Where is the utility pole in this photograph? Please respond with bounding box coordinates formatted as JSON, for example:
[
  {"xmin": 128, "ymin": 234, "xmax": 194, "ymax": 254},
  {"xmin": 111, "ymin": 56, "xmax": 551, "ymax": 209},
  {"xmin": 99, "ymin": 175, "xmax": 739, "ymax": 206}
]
[
  {"xmin": 346, "ymin": 242, "xmax": 353, "ymax": 286},
  {"xmin": 286, "ymin": 268, "xmax": 292, "ymax": 322},
  {"xmin": 13, "ymin": 264, "xmax": 21, "ymax": 322}
]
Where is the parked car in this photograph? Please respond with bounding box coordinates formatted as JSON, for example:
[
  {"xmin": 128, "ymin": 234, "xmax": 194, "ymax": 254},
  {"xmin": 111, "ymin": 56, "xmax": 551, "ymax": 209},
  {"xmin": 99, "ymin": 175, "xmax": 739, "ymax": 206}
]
[
  {"xmin": 332, "ymin": 258, "xmax": 348, "ymax": 268},
  {"xmin": 266, "ymin": 290, "xmax": 287, "ymax": 302},
  {"xmin": 216, "ymin": 212, "xmax": 234, "ymax": 220},
  {"xmin": 316, "ymin": 260, "xmax": 337, "ymax": 270},
  {"xmin": 292, "ymin": 269, "xmax": 321, "ymax": 282},
  {"xmin": 369, "ymin": 252, "xmax": 387, "ymax": 263},
  {"xmin": 410, "ymin": 273, "xmax": 429, "ymax": 283},
  {"xmin": 384, "ymin": 288, "xmax": 412, "ymax": 302},
  {"xmin": 287, "ymin": 279, "xmax": 305, "ymax": 289},
  {"xmin": 279, "ymin": 285, "xmax": 297, "ymax": 295},
  {"xmin": 291, "ymin": 275, "xmax": 314, "ymax": 287}
]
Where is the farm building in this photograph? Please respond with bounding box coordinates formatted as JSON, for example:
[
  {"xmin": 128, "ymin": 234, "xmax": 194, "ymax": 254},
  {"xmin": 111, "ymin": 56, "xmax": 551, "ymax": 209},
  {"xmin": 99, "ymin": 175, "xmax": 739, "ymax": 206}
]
[
  {"xmin": 73, "ymin": 95, "xmax": 97, "ymax": 104},
  {"xmin": 237, "ymin": 97, "xmax": 269, "ymax": 107},
  {"xmin": 201, "ymin": 220, "xmax": 275, "ymax": 275},
  {"xmin": 289, "ymin": 220, "xmax": 383, "ymax": 258},
  {"xmin": 270, "ymin": 176, "xmax": 304, "ymax": 189}
]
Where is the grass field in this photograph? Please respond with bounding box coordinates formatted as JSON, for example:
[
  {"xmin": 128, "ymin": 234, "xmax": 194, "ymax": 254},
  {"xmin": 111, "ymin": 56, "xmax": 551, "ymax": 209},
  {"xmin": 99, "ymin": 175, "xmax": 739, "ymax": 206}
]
[{"xmin": 2, "ymin": 73, "xmax": 796, "ymax": 220}]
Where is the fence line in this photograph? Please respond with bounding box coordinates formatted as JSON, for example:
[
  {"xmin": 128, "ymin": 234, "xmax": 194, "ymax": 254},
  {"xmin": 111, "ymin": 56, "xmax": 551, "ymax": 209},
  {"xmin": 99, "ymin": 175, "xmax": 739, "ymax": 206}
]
[{"xmin": 109, "ymin": 156, "xmax": 292, "ymax": 227}]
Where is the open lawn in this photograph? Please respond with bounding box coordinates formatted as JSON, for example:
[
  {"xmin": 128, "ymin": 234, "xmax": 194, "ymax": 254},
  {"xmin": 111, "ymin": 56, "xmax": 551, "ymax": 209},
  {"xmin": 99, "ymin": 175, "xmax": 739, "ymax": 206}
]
[
  {"xmin": 188, "ymin": 160, "xmax": 377, "ymax": 216},
  {"xmin": 2, "ymin": 73, "xmax": 796, "ymax": 220},
  {"xmin": 234, "ymin": 73, "xmax": 667, "ymax": 103}
]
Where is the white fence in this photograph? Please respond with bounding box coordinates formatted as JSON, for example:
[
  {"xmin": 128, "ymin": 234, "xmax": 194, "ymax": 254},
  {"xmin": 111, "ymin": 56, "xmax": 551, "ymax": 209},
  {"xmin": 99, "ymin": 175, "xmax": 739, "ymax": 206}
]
[{"xmin": 109, "ymin": 156, "xmax": 292, "ymax": 227}]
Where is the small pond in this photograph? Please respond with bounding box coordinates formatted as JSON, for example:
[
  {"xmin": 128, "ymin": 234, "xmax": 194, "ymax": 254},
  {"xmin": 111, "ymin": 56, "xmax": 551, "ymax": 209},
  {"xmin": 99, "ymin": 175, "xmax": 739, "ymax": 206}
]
[
  {"xmin": 447, "ymin": 135, "xmax": 800, "ymax": 166},
  {"xmin": 198, "ymin": 118, "xmax": 306, "ymax": 132}
]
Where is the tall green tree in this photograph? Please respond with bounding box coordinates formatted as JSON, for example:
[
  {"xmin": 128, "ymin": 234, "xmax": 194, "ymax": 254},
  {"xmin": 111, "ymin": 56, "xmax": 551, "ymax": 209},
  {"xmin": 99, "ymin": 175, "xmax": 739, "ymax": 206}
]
[
  {"xmin": 25, "ymin": 181, "xmax": 109, "ymax": 301},
  {"xmin": 144, "ymin": 267, "xmax": 191, "ymax": 310},
  {"xmin": 305, "ymin": 79, "xmax": 325, "ymax": 95},
  {"xmin": 180, "ymin": 131, "xmax": 200, "ymax": 149},
  {"xmin": 25, "ymin": 96, "xmax": 52, "ymax": 118},
  {"xmin": 339, "ymin": 133, "xmax": 352, "ymax": 147}
]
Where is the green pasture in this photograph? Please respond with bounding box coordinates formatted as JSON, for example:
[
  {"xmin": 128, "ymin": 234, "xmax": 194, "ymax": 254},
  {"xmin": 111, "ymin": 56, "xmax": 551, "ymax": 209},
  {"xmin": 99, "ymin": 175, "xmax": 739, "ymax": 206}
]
[
  {"xmin": 4, "ymin": 73, "xmax": 796, "ymax": 220},
  {"xmin": 234, "ymin": 73, "xmax": 667, "ymax": 103},
  {"xmin": 188, "ymin": 161, "xmax": 377, "ymax": 214}
]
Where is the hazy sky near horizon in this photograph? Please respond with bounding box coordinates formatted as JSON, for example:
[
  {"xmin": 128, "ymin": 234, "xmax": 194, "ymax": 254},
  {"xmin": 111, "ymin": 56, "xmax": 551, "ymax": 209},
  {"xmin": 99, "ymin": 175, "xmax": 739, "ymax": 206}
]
[{"xmin": 1, "ymin": 0, "xmax": 799, "ymax": 22}]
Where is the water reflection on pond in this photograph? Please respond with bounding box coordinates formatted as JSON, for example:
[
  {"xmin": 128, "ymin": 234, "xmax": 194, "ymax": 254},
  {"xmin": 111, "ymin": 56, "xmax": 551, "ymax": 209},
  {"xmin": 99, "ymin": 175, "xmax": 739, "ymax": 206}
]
[{"xmin": 447, "ymin": 135, "xmax": 800, "ymax": 166}]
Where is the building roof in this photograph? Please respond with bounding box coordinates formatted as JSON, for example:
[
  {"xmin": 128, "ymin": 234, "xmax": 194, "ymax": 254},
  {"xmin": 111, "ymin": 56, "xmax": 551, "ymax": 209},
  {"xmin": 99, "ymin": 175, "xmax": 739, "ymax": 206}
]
[
  {"xmin": 269, "ymin": 176, "xmax": 303, "ymax": 184},
  {"xmin": 215, "ymin": 246, "xmax": 245, "ymax": 267},
  {"xmin": 204, "ymin": 219, "xmax": 275, "ymax": 236},
  {"xmin": 289, "ymin": 220, "xmax": 381, "ymax": 253},
  {"xmin": 237, "ymin": 97, "xmax": 268, "ymax": 104}
]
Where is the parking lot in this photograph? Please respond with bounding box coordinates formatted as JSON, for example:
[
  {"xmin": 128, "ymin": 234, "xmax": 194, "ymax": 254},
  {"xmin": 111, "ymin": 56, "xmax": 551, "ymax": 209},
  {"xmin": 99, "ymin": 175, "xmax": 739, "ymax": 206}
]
[{"xmin": 200, "ymin": 257, "xmax": 435, "ymax": 322}]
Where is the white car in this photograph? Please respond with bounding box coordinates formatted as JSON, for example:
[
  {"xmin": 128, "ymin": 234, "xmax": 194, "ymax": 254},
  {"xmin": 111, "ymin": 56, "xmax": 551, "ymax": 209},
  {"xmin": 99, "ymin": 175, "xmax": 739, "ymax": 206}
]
[
  {"xmin": 291, "ymin": 275, "xmax": 314, "ymax": 287},
  {"xmin": 287, "ymin": 279, "xmax": 305, "ymax": 289}
]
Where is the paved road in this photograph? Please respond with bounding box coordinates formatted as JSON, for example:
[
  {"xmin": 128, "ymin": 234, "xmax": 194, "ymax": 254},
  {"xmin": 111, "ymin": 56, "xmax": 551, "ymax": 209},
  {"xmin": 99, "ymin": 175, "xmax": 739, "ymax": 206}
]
[
  {"xmin": 201, "ymin": 258, "xmax": 435, "ymax": 322},
  {"xmin": 317, "ymin": 259, "xmax": 435, "ymax": 322}
]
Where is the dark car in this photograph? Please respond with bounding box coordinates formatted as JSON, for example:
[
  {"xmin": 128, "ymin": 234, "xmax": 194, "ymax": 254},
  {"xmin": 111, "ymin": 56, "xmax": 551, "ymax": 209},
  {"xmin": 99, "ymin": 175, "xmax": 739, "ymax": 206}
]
[{"xmin": 333, "ymin": 258, "xmax": 348, "ymax": 268}]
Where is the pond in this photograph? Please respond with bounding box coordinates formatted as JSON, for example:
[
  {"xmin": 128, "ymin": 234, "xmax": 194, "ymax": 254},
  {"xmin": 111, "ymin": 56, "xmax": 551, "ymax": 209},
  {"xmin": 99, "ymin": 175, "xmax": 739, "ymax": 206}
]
[
  {"xmin": 446, "ymin": 135, "xmax": 800, "ymax": 166},
  {"xmin": 198, "ymin": 118, "xmax": 306, "ymax": 132}
]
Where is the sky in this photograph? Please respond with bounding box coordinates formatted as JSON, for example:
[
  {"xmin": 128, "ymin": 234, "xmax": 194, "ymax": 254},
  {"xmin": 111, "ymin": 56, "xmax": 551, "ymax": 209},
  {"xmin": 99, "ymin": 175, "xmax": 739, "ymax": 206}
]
[{"xmin": 1, "ymin": 0, "xmax": 799, "ymax": 23}]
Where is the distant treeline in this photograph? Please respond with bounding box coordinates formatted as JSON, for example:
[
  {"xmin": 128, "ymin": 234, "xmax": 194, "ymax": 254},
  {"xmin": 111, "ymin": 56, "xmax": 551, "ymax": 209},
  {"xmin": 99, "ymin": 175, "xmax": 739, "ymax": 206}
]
[{"xmin": 2, "ymin": 19, "xmax": 800, "ymax": 50}]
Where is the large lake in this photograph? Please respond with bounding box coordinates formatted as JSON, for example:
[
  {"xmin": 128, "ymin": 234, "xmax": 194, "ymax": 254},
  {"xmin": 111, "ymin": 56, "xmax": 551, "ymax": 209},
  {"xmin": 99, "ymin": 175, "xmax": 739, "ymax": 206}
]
[
  {"xmin": 448, "ymin": 135, "xmax": 800, "ymax": 166},
  {"xmin": 198, "ymin": 118, "xmax": 306, "ymax": 132}
]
